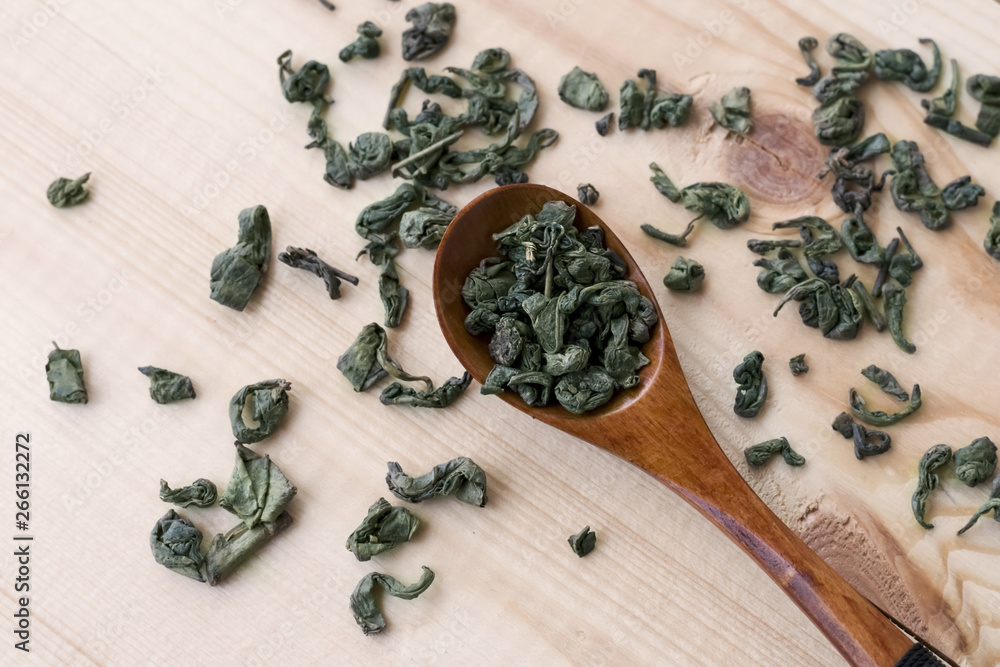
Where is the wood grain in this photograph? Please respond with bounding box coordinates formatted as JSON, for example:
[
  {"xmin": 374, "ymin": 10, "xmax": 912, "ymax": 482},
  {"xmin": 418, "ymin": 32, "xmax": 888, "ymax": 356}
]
[{"xmin": 1, "ymin": 0, "xmax": 998, "ymax": 665}]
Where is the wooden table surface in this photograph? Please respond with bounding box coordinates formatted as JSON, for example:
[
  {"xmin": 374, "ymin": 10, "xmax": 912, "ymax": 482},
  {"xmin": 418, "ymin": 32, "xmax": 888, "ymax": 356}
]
[{"xmin": 2, "ymin": 0, "xmax": 999, "ymax": 664}]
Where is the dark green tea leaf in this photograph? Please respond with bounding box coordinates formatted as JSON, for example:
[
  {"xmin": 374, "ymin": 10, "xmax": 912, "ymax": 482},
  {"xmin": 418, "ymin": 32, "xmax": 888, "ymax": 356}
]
[
  {"xmin": 160, "ymin": 479, "xmax": 218, "ymax": 508},
  {"xmin": 577, "ymin": 183, "xmax": 599, "ymax": 206},
  {"xmin": 346, "ymin": 498, "xmax": 420, "ymax": 561},
  {"xmin": 568, "ymin": 526, "xmax": 597, "ymax": 557},
  {"xmin": 874, "ymin": 38, "xmax": 941, "ymax": 91},
  {"xmin": 795, "ymin": 37, "xmax": 821, "ymax": 86},
  {"xmin": 138, "ymin": 366, "xmax": 195, "ymax": 404},
  {"xmin": 229, "ymin": 379, "xmax": 291, "ymax": 444},
  {"xmin": 745, "ymin": 437, "xmax": 805, "ymax": 467},
  {"xmin": 379, "ymin": 372, "xmax": 472, "ymax": 408},
  {"xmin": 386, "ymin": 457, "xmax": 487, "ymax": 506},
  {"xmin": 205, "ymin": 511, "xmax": 293, "ymax": 586},
  {"xmin": 954, "ymin": 437, "xmax": 998, "ymax": 487},
  {"xmin": 848, "ymin": 383, "xmax": 921, "ymax": 427},
  {"xmin": 985, "ymin": 202, "xmax": 1000, "ymax": 261},
  {"xmin": 278, "ymin": 246, "xmax": 359, "ymax": 299},
  {"xmin": 882, "ymin": 283, "xmax": 916, "ymax": 354},
  {"xmin": 46, "ymin": 343, "xmax": 87, "ymax": 404},
  {"xmin": 911, "ymin": 444, "xmax": 951, "ymax": 529},
  {"xmin": 47, "ymin": 173, "xmax": 91, "ymax": 208},
  {"xmin": 957, "ymin": 475, "xmax": 1000, "ymax": 536},
  {"xmin": 209, "ymin": 205, "xmax": 271, "ymax": 311},
  {"xmin": 789, "ymin": 354, "xmax": 808, "ymax": 376},
  {"xmin": 733, "ymin": 351, "xmax": 767, "ymax": 418},
  {"xmin": 219, "ymin": 443, "xmax": 297, "ymax": 529},
  {"xmin": 709, "ymin": 86, "xmax": 752, "ymax": 134},
  {"xmin": 401, "ymin": 3, "xmax": 455, "ymax": 61},
  {"xmin": 860, "ymin": 365, "xmax": 909, "ymax": 402},
  {"xmin": 150, "ymin": 510, "xmax": 206, "ymax": 582},
  {"xmin": 339, "ymin": 21, "xmax": 382, "ymax": 62},
  {"xmin": 350, "ymin": 567, "xmax": 435, "ymax": 635},
  {"xmin": 662, "ymin": 256, "xmax": 705, "ymax": 292},
  {"xmin": 558, "ymin": 67, "xmax": 609, "ymax": 111}
]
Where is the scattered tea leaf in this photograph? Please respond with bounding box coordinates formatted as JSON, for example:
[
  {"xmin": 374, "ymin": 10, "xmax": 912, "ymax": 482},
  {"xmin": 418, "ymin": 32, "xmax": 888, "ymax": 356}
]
[
  {"xmin": 851, "ymin": 422, "xmax": 892, "ymax": 459},
  {"xmin": 47, "ymin": 173, "xmax": 91, "ymax": 208},
  {"xmin": 577, "ymin": 183, "xmax": 599, "ymax": 206},
  {"xmin": 278, "ymin": 246, "xmax": 359, "ymax": 299},
  {"xmin": 346, "ymin": 498, "xmax": 420, "ymax": 561},
  {"xmin": 209, "ymin": 205, "xmax": 271, "ymax": 311},
  {"xmin": 595, "ymin": 112, "xmax": 613, "ymax": 136},
  {"xmin": 339, "ymin": 21, "xmax": 382, "ymax": 62},
  {"xmin": 911, "ymin": 444, "xmax": 951, "ymax": 529},
  {"xmin": 774, "ymin": 279, "xmax": 861, "ymax": 340},
  {"xmin": 160, "ymin": 479, "xmax": 218, "ymax": 508},
  {"xmin": 558, "ymin": 66, "xmax": 609, "ymax": 111},
  {"xmin": 649, "ymin": 162, "xmax": 680, "ymax": 202},
  {"xmin": 985, "ymin": 202, "xmax": 1000, "ymax": 261},
  {"xmin": 380, "ymin": 372, "xmax": 472, "ymax": 408},
  {"xmin": 733, "ymin": 351, "xmax": 767, "ymax": 418},
  {"xmin": 874, "ymin": 38, "xmax": 941, "ymax": 92},
  {"xmin": 347, "ymin": 132, "xmax": 393, "ymax": 180},
  {"xmin": 922, "ymin": 58, "xmax": 959, "ymax": 117},
  {"xmin": 662, "ymin": 256, "xmax": 705, "ymax": 292},
  {"xmin": 882, "ymin": 283, "xmax": 916, "ymax": 354},
  {"xmin": 138, "ymin": 366, "xmax": 196, "ymax": 404},
  {"xmin": 386, "ymin": 457, "xmax": 487, "ymax": 506},
  {"xmin": 205, "ymin": 511, "xmax": 293, "ymax": 586},
  {"xmin": 219, "ymin": 443, "xmax": 297, "ymax": 529},
  {"xmin": 818, "ymin": 133, "xmax": 890, "ymax": 213},
  {"xmin": 350, "ymin": 567, "xmax": 435, "ymax": 635},
  {"xmin": 848, "ymin": 383, "xmax": 921, "ymax": 427},
  {"xmin": 861, "ymin": 365, "xmax": 909, "ymax": 402},
  {"xmin": 850, "ymin": 279, "xmax": 886, "ymax": 331},
  {"xmin": 229, "ymin": 379, "xmax": 292, "ymax": 444},
  {"xmin": 954, "ymin": 437, "xmax": 998, "ymax": 487},
  {"xmin": 789, "ymin": 354, "xmax": 808, "ymax": 376},
  {"xmin": 150, "ymin": 510, "xmax": 206, "ymax": 582},
  {"xmin": 357, "ymin": 233, "xmax": 410, "ymax": 328},
  {"xmin": 568, "ymin": 526, "xmax": 597, "ymax": 557},
  {"xmin": 841, "ymin": 207, "xmax": 884, "ymax": 265},
  {"xmin": 745, "ymin": 437, "xmax": 805, "ymax": 467},
  {"xmin": 46, "ymin": 343, "xmax": 87, "ymax": 404},
  {"xmin": 832, "ymin": 411, "xmax": 855, "ymax": 439},
  {"xmin": 619, "ymin": 69, "xmax": 692, "ymax": 131},
  {"xmin": 709, "ymin": 86, "xmax": 752, "ymax": 134},
  {"xmin": 401, "ymin": 3, "xmax": 455, "ymax": 61},
  {"xmin": 795, "ymin": 37, "xmax": 821, "ymax": 87},
  {"xmin": 754, "ymin": 249, "xmax": 808, "ymax": 294},
  {"xmin": 968, "ymin": 74, "xmax": 1000, "ymax": 137},
  {"xmin": 957, "ymin": 475, "xmax": 1000, "ymax": 536},
  {"xmin": 747, "ymin": 239, "xmax": 802, "ymax": 255}
]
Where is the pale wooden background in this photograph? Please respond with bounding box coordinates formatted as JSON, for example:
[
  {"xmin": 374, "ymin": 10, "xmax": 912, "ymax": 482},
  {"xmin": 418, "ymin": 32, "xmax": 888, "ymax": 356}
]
[{"xmin": 1, "ymin": 0, "xmax": 998, "ymax": 665}]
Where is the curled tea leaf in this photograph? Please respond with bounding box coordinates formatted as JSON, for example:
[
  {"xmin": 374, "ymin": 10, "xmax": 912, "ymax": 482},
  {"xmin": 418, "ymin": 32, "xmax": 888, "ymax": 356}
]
[
  {"xmin": 795, "ymin": 37, "xmax": 821, "ymax": 86},
  {"xmin": 827, "ymin": 33, "xmax": 873, "ymax": 73},
  {"xmin": 747, "ymin": 239, "xmax": 802, "ymax": 255},
  {"xmin": 873, "ymin": 38, "xmax": 941, "ymax": 92},
  {"xmin": 338, "ymin": 323, "xmax": 390, "ymax": 391},
  {"xmin": 709, "ymin": 86, "xmax": 752, "ymax": 134},
  {"xmin": 47, "ymin": 173, "xmax": 91, "ymax": 208},
  {"xmin": 577, "ymin": 183, "xmax": 599, "ymax": 206},
  {"xmin": 219, "ymin": 443, "xmax": 297, "ymax": 528},
  {"xmin": 209, "ymin": 205, "xmax": 271, "ymax": 311},
  {"xmin": 882, "ymin": 283, "xmax": 916, "ymax": 354},
  {"xmin": 818, "ymin": 133, "xmax": 891, "ymax": 213},
  {"xmin": 553, "ymin": 366, "xmax": 616, "ymax": 414},
  {"xmin": 733, "ymin": 351, "xmax": 767, "ymax": 418},
  {"xmin": 889, "ymin": 140, "xmax": 952, "ymax": 230},
  {"xmin": 886, "ymin": 227, "xmax": 922, "ymax": 288},
  {"xmin": 386, "ymin": 457, "xmax": 487, "ymax": 506},
  {"xmin": 346, "ymin": 498, "xmax": 420, "ymax": 561},
  {"xmin": 229, "ymin": 379, "xmax": 291, "ymax": 444},
  {"xmin": 968, "ymin": 74, "xmax": 1000, "ymax": 137},
  {"xmin": 138, "ymin": 366, "xmax": 196, "ymax": 403},
  {"xmin": 848, "ymin": 384, "xmax": 921, "ymax": 427},
  {"xmin": 954, "ymin": 437, "xmax": 998, "ymax": 487},
  {"xmin": 401, "ymin": 3, "xmax": 455, "ymax": 61},
  {"xmin": 841, "ymin": 207, "xmax": 884, "ymax": 265},
  {"xmin": 850, "ymin": 279, "xmax": 886, "ymax": 332},
  {"xmin": 347, "ymin": 132, "xmax": 393, "ymax": 180},
  {"xmin": 911, "ymin": 444, "xmax": 951, "ymax": 529},
  {"xmin": 789, "ymin": 354, "xmax": 808, "ymax": 376},
  {"xmin": 46, "ymin": 343, "xmax": 87, "ymax": 404},
  {"xmin": 771, "ymin": 216, "xmax": 842, "ymax": 260},
  {"xmin": 619, "ymin": 69, "xmax": 692, "ymax": 131},
  {"xmin": 812, "ymin": 96, "xmax": 866, "ymax": 147},
  {"xmin": 680, "ymin": 182, "xmax": 750, "ymax": 229},
  {"xmin": 662, "ymin": 256, "xmax": 704, "ymax": 292},
  {"xmin": 558, "ymin": 67, "xmax": 609, "ymax": 112},
  {"xmin": 985, "ymin": 202, "xmax": 1000, "ymax": 261},
  {"xmin": 649, "ymin": 162, "xmax": 680, "ymax": 202},
  {"xmin": 924, "ymin": 113, "xmax": 993, "ymax": 147},
  {"xmin": 379, "ymin": 372, "xmax": 472, "ymax": 408},
  {"xmin": 150, "ymin": 510, "xmax": 206, "ymax": 582},
  {"xmin": 339, "ymin": 22, "xmax": 382, "ymax": 62},
  {"xmin": 753, "ymin": 249, "xmax": 807, "ymax": 294},
  {"xmin": 350, "ymin": 567, "xmax": 435, "ymax": 635},
  {"xmin": 568, "ymin": 526, "xmax": 596, "ymax": 557},
  {"xmin": 278, "ymin": 246, "xmax": 359, "ymax": 299},
  {"xmin": 205, "ymin": 511, "xmax": 293, "ymax": 586},
  {"xmin": 957, "ymin": 475, "xmax": 1000, "ymax": 536},
  {"xmin": 595, "ymin": 113, "xmax": 613, "ymax": 136},
  {"xmin": 941, "ymin": 176, "xmax": 985, "ymax": 211},
  {"xmin": 641, "ymin": 222, "xmax": 694, "ymax": 248},
  {"xmin": 773, "ymin": 279, "xmax": 861, "ymax": 341},
  {"xmin": 745, "ymin": 437, "xmax": 805, "ymax": 467},
  {"xmin": 851, "ymin": 422, "xmax": 892, "ymax": 460},
  {"xmin": 861, "ymin": 365, "xmax": 909, "ymax": 402},
  {"xmin": 357, "ymin": 234, "xmax": 409, "ymax": 328},
  {"xmin": 832, "ymin": 411, "xmax": 855, "ymax": 439},
  {"xmin": 399, "ymin": 207, "xmax": 454, "ymax": 249},
  {"xmin": 922, "ymin": 58, "xmax": 959, "ymax": 117},
  {"xmin": 160, "ymin": 479, "xmax": 218, "ymax": 508}
]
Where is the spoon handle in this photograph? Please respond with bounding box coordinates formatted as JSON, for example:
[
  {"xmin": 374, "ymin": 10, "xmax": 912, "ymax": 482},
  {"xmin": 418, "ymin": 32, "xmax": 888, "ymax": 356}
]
[{"xmin": 585, "ymin": 420, "xmax": 919, "ymax": 666}]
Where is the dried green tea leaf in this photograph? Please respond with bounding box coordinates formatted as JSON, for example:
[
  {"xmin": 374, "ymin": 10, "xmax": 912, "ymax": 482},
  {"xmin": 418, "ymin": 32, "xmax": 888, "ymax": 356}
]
[
  {"xmin": 922, "ymin": 58, "xmax": 959, "ymax": 117},
  {"xmin": 558, "ymin": 67, "xmax": 609, "ymax": 112},
  {"xmin": 841, "ymin": 207, "xmax": 884, "ymax": 265},
  {"xmin": 874, "ymin": 38, "xmax": 941, "ymax": 92},
  {"xmin": 160, "ymin": 479, "xmax": 218, "ymax": 508},
  {"xmin": 848, "ymin": 384, "xmax": 922, "ymax": 427},
  {"xmin": 489, "ymin": 317, "xmax": 527, "ymax": 366},
  {"xmin": 886, "ymin": 227, "xmax": 923, "ymax": 288},
  {"xmin": 941, "ymin": 176, "xmax": 985, "ymax": 211},
  {"xmin": 553, "ymin": 366, "xmax": 617, "ymax": 414},
  {"xmin": 889, "ymin": 140, "xmax": 953, "ymax": 230},
  {"xmin": 812, "ymin": 96, "xmax": 866, "ymax": 147},
  {"xmin": 619, "ymin": 69, "xmax": 692, "ymax": 131},
  {"xmin": 745, "ymin": 437, "xmax": 805, "ymax": 467},
  {"xmin": 681, "ymin": 182, "xmax": 750, "ymax": 229},
  {"xmin": 46, "ymin": 343, "xmax": 87, "ymax": 404},
  {"xmin": 568, "ymin": 526, "xmax": 596, "ymax": 557},
  {"xmin": 819, "ymin": 133, "xmax": 891, "ymax": 213},
  {"xmin": 47, "ymin": 173, "xmax": 91, "ymax": 208},
  {"xmin": 380, "ymin": 372, "xmax": 472, "ymax": 408},
  {"xmin": 386, "ymin": 457, "xmax": 487, "ymax": 507},
  {"xmin": 649, "ymin": 162, "xmax": 680, "ymax": 202},
  {"xmin": 709, "ymin": 86, "xmax": 752, "ymax": 134},
  {"xmin": 577, "ymin": 183, "xmax": 599, "ymax": 206},
  {"xmin": 346, "ymin": 498, "xmax": 420, "ymax": 562},
  {"xmin": 347, "ymin": 132, "xmax": 393, "ymax": 179},
  {"xmin": 138, "ymin": 366, "xmax": 196, "ymax": 404},
  {"xmin": 229, "ymin": 379, "xmax": 291, "ymax": 444},
  {"xmin": 150, "ymin": 510, "xmax": 206, "ymax": 582},
  {"xmin": 957, "ymin": 475, "xmax": 1000, "ymax": 536},
  {"xmin": 641, "ymin": 222, "xmax": 694, "ymax": 247},
  {"xmin": 861, "ymin": 365, "xmax": 909, "ymax": 402},
  {"xmin": 219, "ymin": 443, "xmax": 297, "ymax": 529},
  {"xmin": 832, "ymin": 411, "xmax": 855, "ymax": 439},
  {"xmin": 350, "ymin": 567, "xmax": 435, "ymax": 635},
  {"xmin": 278, "ymin": 246, "xmax": 358, "ymax": 299},
  {"xmin": 789, "ymin": 354, "xmax": 808, "ymax": 376},
  {"xmin": 985, "ymin": 202, "xmax": 1000, "ymax": 261},
  {"xmin": 278, "ymin": 51, "xmax": 329, "ymax": 104},
  {"xmin": 851, "ymin": 422, "xmax": 892, "ymax": 459},
  {"xmin": 595, "ymin": 113, "xmax": 613, "ymax": 136},
  {"xmin": 209, "ymin": 205, "xmax": 271, "ymax": 311},
  {"xmin": 662, "ymin": 256, "xmax": 704, "ymax": 292},
  {"xmin": 772, "ymin": 216, "xmax": 842, "ymax": 261},
  {"xmin": 954, "ymin": 437, "xmax": 998, "ymax": 487},
  {"xmin": 882, "ymin": 283, "xmax": 916, "ymax": 354},
  {"xmin": 795, "ymin": 37, "xmax": 821, "ymax": 86},
  {"xmin": 753, "ymin": 249, "xmax": 808, "ymax": 294},
  {"xmin": 733, "ymin": 351, "xmax": 767, "ymax": 418},
  {"xmin": 968, "ymin": 74, "xmax": 1000, "ymax": 137},
  {"xmin": 975, "ymin": 103, "xmax": 1000, "ymax": 138},
  {"xmin": 357, "ymin": 234, "xmax": 409, "ymax": 328},
  {"xmin": 923, "ymin": 113, "xmax": 993, "ymax": 147},
  {"xmin": 339, "ymin": 21, "xmax": 382, "ymax": 62},
  {"xmin": 401, "ymin": 3, "xmax": 455, "ymax": 61},
  {"xmin": 205, "ymin": 511, "xmax": 293, "ymax": 586},
  {"xmin": 774, "ymin": 279, "xmax": 861, "ymax": 341},
  {"xmin": 399, "ymin": 207, "xmax": 453, "ymax": 249},
  {"xmin": 911, "ymin": 444, "xmax": 951, "ymax": 529},
  {"xmin": 827, "ymin": 33, "xmax": 873, "ymax": 73},
  {"xmin": 747, "ymin": 239, "xmax": 802, "ymax": 255},
  {"xmin": 338, "ymin": 323, "xmax": 390, "ymax": 391},
  {"xmin": 850, "ymin": 279, "xmax": 886, "ymax": 332}
]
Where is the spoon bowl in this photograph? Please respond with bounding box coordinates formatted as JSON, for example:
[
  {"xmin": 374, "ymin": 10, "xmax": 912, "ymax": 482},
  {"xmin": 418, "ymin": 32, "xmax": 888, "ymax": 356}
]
[{"xmin": 433, "ymin": 184, "xmax": 929, "ymax": 667}]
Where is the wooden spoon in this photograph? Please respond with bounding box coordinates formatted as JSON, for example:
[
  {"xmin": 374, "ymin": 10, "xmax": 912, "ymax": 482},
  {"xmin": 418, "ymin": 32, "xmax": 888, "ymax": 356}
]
[{"xmin": 432, "ymin": 184, "xmax": 935, "ymax": 667}]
